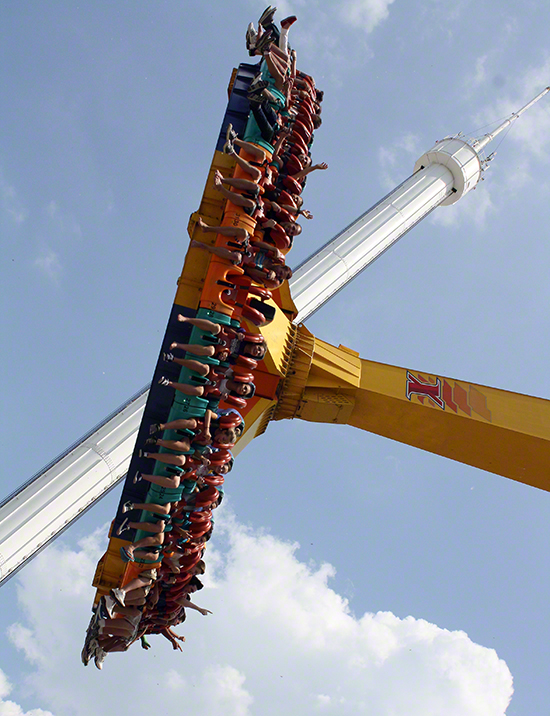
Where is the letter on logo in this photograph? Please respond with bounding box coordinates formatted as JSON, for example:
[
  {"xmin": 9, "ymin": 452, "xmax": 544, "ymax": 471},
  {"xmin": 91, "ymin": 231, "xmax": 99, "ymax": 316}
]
[{"xmin": 406, "ymin": 372, "xmax": 445, "ymax": 410}]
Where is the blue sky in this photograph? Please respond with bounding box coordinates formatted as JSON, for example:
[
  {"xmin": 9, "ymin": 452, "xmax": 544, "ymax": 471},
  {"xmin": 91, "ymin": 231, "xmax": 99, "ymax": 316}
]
[{"xmin": 2, "ymin": 1, "xmax": 550, "ymax": 714}]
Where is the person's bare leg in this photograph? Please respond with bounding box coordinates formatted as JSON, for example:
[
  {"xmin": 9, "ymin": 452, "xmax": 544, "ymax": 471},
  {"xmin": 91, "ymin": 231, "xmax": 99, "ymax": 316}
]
[
  {"xmin": 124, "ymin": 586, "xmax": 150, "ymax": 600},
  {"xmin": 126, "ymin": 535, "xmax": 163, "ymax": 554},
  {"xmin": 99, "ymin": 620, "xmax": 135, "ymax": 638},
  {"xmin": 233, "ymin": 138, "xmax": 268, "ymax": 162},
  {"xmin": 160, "ymin": 380, "xmax": 204, "ymax": 397},
  {"xmin": 176, "ymin": 315, "xmax": 222, "ymax": 334},
  {"xmin": 124, "ymin": 596, "xmax": 147, "ymax": 606},
  {"xmin": 98, "ymin": 635, "xmax": 125, "ymax": 652},
  {"xmin": 125, "ymin": 520, "xmax": 165, "ymax": 535},
  {"xmin": 118, "ymin": 576, "xmax": 153, "ymax": 595},
  {"xmin": 197, "ymin": 217, "xmax": 250, "ymax": 240},
  {"xmin": 135, "ymin": 472, "xmax": 180, "ymax": 488},
  {"xmin": 131, "ymin": 550, "xmax": 161, "ymax": 563},
  {"xmin": 190, "ymin": 239, "xmax": 242, "ymax": 263},
  {"xmin": 158, "ymin": 418, "xmax": 199, "ymax": 431},
  {"xmin": 141, "ymin": 449, "xmax": 188, "ymax": 465},
  {"xmin": 126, "ymin": 501, "xmax": 171, "ymax": 516},
  {"xmin": 269, "ymin": 42, "xmax": 290, "ymax": 62},
  {"xmin": 149, "ymin": 437, "xmax": 191, "ymax": 452},
  {"xmin": 169, "ymin": 356, "xmax": 210, "ymax": 376},
  {"xmin": 227, "ymin": 152, "xmax": 262, "ymax": 181},
  {"xmin": 112, "ymin": 605, "xmax": 142, "ymax": 619},
  {"xmin": 264, "ymin": 52, "xmax": 287, "ymax": 90},
  {"xmin": 264, "ymin": 48, "xmax": 289, "ymax": 74},
  {"xmin": 220, "ymin": 176, "xmax": 260, "ymax": 192},
  {"xmin": 213, "ymin": 172, "xmax": 256, "ymax": 209},
  {"xmin": 170, "ymin": 342, "xmax": 216, "ymax": 357}
]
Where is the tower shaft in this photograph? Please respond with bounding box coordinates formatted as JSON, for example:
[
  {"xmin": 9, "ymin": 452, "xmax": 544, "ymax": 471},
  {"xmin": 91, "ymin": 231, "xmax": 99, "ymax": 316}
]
[{"xmin": 291, "ymin": 136, "xmax": 482, "ymax": 323}]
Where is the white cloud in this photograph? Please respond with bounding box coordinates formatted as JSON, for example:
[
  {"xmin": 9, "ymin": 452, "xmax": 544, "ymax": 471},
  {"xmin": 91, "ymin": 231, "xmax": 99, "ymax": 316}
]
[
  {"xmin": 431, "ymin": 181, "xmax": 495, "ymax": 230},
  {"xmin": 474, "ymin": 57, "xmax": 550, "ymax": 160},
  {"xmin": 163, "ymin": 668, "xmax": 187, "ymax": 691},
  {"xmin": 0, "ymin": 669, "xmax": 54, "ymax": 716},
  {"xmin": 201, "ymin": 665, "xmax": 254, "ymax": 716},
  {"xmin": 339, "ymin": 0, "xmax": 396, "ymax": 33},
  {"xmin": 472, "ymin": 54, "xmax": 488, "ymax": 89},
  {"xmin": 6, "ymin": 510, "xmax": 513, "ymax": 716},
  {"xmin": 33, "ymin": 250, "xmax": 62, "ymax": 283},
  {"xmin": 440, "ymin": 58, "xmax": 550, "ymax": 229}
]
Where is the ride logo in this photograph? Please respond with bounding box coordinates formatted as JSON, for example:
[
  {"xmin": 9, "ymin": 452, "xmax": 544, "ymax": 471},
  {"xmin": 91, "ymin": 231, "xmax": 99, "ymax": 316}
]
[{"xmin": 405, "ymin": 371, "xmax": 492, "ymax": 422}]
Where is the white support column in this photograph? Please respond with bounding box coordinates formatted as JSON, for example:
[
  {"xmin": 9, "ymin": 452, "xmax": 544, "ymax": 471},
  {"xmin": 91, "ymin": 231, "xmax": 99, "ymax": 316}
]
[
  {"xmin": 0, "ymin": 387, "xmax": 148, "ymax": 584},
  {"xmin": 289, "ymin": 137, "xmax": 482, "ymax": 323}
]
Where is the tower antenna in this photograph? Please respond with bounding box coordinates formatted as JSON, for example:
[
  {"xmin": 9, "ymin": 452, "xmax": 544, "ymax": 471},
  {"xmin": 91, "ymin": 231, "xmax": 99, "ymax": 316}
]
[{"xmin": 472, "ymin": 86, "xmax": 550, "ymax": 152}]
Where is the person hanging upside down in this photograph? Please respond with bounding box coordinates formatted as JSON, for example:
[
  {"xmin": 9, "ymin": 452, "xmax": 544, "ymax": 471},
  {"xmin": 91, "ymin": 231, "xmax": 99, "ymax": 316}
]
[
  {"xmin": 223, "ymin": 125, "xmax": 287, "ymax": 180},
  {"xmin": 148, "ymin": 414, "xmax": 237, "ymax": 446},
  {"xmin": 161, "ymin": 355, "xmax": 256, "ymax": 399},
  {"xmin": 157, "ymin": 372, "xmax": 255, "ymax": 400},
  {"xmin": 110, "ymin": 570, "xmax": 157, "ymax": 608},
  {"xmin": 196, "ymin": 216, "xmax": 250, "ymax": 243},
  {"xmin": 137, "ymin": 449, "xmax": 187, "ymax": 467},
  {"xmin": 212, "ymin": 169, "xmax": 265, "ymax": 213},
  {"xmin": 173, "ymin": 315, "xmax": 267, "ymax": 360},
  {"xmin": 189, "ymin": 240, "xmax": 291, "ymax": 288}
]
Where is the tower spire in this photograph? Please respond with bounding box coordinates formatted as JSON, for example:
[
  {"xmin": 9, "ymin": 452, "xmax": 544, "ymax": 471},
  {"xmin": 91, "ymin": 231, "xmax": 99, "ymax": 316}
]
[{"xmin": 472, "ymin": 86, "xmax": 550, "ymax": 152}]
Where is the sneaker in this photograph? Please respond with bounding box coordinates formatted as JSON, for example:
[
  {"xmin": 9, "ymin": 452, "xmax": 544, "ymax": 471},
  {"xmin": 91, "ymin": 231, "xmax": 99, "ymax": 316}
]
[
  {"xmin": 248, "ymin": 77, "xmax": 269, "ymax": 93},
  {"xmin": 149, "ymin": 423, "xmax": 161, "ymax": 435},
  {"xmin": 226, "ymin": 123, "xmax": 237, "ymax": 142},
  {"xmin": 133, "ymin": 471, "xmax": 142, "ymax": 484},
  {"xmin": 281, "ymin": 15, "xmax": 297, "ymax": 29},
  {"xmin": 122, "ymin": 501, "xmax": 134, "ymax": 514},
  {"xmin": 94, "ymin": 648, "xmax": 106, "ymax": 670},
  {"xmin": 98, "ymin": 596, "xmax": 110, "ymax": 620},
  {"xmin": 145, "ymin": 437, "xmax": 158, "ymax": 446},
  {"xmin": 126, "ymin": 611, "xmax": 142, "ymax": 627},
  {"xmin": 110, "ymin": 587, "xmax": 126, "ymax": 607},
  {"xmin": 245, "ymin": 22, "xmax": 257, "ymax": 50},
  {"xmin": 158, "ymin": 376, "xmax": 171, "ymax": 386},
  {"xmin": 104, "ymin": 596, "xmax": 116, "ymax": 618},
  {"xmin": 81, "ymin": 637, "xmax": 98, "ymax": 666},
  {"xmin": 255, "ymin": 31, "xmax": 275, "ymax": 52},
  {"xmin": 259, "ymin": 5, "xmax": 277, "ymax": 27},
  {"xmin": 162, "ymin": 352, "xmax": 174, "ymax": 362},
  {"xmin": 261, "ymin": 88, "xmax": 279, "ymax": 103},
  {"xmin": 116, "ymin": 518, "xmax": 129, "ymax": 536}
]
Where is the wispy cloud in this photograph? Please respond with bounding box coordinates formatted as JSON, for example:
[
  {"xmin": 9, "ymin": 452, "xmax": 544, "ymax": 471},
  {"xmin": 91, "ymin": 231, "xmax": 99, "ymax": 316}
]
[
  {"xmin": 45, "ymin": 200, "xmax": 82, "ymax": 240},
  {"xmin": 34, "ymin": 249, "xmax": 63, "ymax": 283},
  {"xmin": 0, "ymin": 169, "xmax": 28, "ymax": 225},
  {"xmin": 431, "ymin": 181, "xmax": 495, "ymax": 230},
  {"xmin": 7, "ymin": 509, "xmax": 513, "ymax": 716},
  {"xmin": 462, "ymin": 21, "xmax": 518, "ymax": 97},
  {"xmin": 339, "ymin": 0, "xmax": 396, "ymax": 34},
  {"xmin": 473, "ymin": 57, "xmax": 550, "ymax": 160},
  {"xmin": 471, "ymin": 54, "xmax": 488, "ymax": 89},
  {"xmin": 0, "ymin": 668, "xmax": 54, "ymax": 716},
  {"xmin": 245, "ymin": 1, "xmax": 393, "ymax": 79},
  {"xmin": 378, "ymin": 132, "xmax": 422, "ymax": 190}
]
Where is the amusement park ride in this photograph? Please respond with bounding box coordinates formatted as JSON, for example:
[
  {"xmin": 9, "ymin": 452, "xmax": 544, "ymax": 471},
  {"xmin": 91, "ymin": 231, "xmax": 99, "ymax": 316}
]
[{"xmin": 0, "ymin": 11, "xmax": 549, "ymax": 663}]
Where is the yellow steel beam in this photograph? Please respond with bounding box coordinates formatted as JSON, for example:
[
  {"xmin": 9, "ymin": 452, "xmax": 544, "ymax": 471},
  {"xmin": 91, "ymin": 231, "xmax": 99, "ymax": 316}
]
[{"xmin": 272, "ymin": 326, "xmax": 550, "ymax": 492}]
